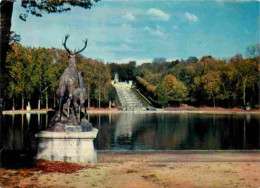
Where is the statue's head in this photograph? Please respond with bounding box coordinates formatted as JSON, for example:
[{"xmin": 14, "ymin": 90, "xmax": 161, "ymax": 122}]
[{"xmin": 67, "ymin": 53, "xmax": 75, "ymax": 59}]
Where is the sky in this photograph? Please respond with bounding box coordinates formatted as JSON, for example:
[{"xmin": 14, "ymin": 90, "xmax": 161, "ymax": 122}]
[{"xmin": 11, "ymin": 0, "xmax": 260, "ymax": 64}]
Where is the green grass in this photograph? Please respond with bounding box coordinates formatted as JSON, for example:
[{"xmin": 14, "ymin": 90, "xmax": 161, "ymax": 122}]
[{"xmin": 131, "ymin": 87, "xmax": 151, "ymax": 107}]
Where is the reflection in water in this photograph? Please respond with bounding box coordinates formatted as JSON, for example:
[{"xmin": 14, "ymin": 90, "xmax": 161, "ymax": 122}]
[
  {"xmin": 38, "ymin": 113, "xmax": 40, "ymax": 126},
  {"xmin": 1, "ymin": 113, "xmax": 50, "ymax": 151},
  {"xmin": 115, "ymin": 114, "xmax": 135, "ymax": 142},
  {"xmin": 26, "ymin": 113, "xmax": 31, "ymax": 127},
  {"xmin": 0, "ymin": 113, "xmax": 259, "ymax": 152},
  {"xmin": 92, "ymin": 113, "xmax": 260, "ymax": 150}
]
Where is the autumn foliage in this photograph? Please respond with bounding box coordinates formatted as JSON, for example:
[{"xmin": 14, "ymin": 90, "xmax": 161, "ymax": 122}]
[
  {"xmin": 29, "ymin": 160, "xmax": 87, "ymax": 173},
  {"xmin": 135, "ymin": 48, "xmax": 259, "ymax": 108},
  {"xmin": 4, "ymin": 44, "xmax": 112, "ymax": 110}
]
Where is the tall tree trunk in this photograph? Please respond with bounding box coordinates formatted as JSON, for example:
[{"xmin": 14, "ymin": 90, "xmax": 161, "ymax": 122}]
[
  {"xmin": 12, "ymin": 98, "xmax": 15, "ymax": 110},
  {"xmin": 211, "ymin": 92, "xmax": 215, "ymax": 108},
  {"xmin": 98, "ymin": 94, "xmax": 100, "ymax": 108},
  {"xmin": 38, "ymin": 98, "xmax": 41, "ymax": 110},
  {"xmin": 88, "ymin": 96, "xmax": 90, "ymax": 108},
  {"xmin": 98, "ymin": 74, "xmax": 101, "ymax": 108},
  {"xmin": 53, "ymin": 94, "xmax": 56, "ymax": 108},
  {"xmin": 243, "ymin": 82, "xmax": 246, "ymax": 106},
  {"xmin": 45, "ymin": 90, "xmax": 48, "ymax": 109},
  {"xmin": 0, "ymin": 1, "xmax": 14, "ymax": 114},
  {"xmin": 22, "ymin": 96, "xmax": 24, "ymax": 110},
  {"xmin": 38, "ymin": 92, "xmax": 41, "ymax": 110}
]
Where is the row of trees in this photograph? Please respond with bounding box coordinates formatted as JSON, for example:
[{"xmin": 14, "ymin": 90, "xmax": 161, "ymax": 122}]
[
  {"xmin": 3, "ymin": 44, "xmax": 114, "ymax": 110},
  {"xmin": 135, "ymin": 46, "xmax": 260, "ymax": 108},
  {"xmin": 3, "ymin": 42, "xmax": 259, "ymax": 109},
  {"xmin": 108, "ymin": 61, "xmax": 136, "ymax": 82}
]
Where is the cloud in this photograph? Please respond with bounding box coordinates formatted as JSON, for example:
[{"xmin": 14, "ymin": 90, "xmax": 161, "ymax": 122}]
[
  {"xmin": 121, "ymin": 23, "xmax": 132, "ymax": 29},
  {"xmin": 185, "ymin": 12, "xmax": 198, "ymax": 22},
  {"xmin": 125, "ymin": 38, "xmax": 134, "ymax": 44},
  {"xmin": 147, "ymin": 8, "xmax": 170, "ymax": 21},
  {"xmin": 121, "ymin": 43, "xmax": 131, "ymax": 51},
  {"xmin": 145, "ymin": 25, "xmax": 166, "ymax": 38},
  {"xmin": 124, "ymin": 12, "xmax": 135, "ymax": 21}
]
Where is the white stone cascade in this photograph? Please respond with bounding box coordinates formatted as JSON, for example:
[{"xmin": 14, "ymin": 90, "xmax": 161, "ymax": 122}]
[{"xmin": 114, "ymin": 82, "xmax": 146, "ymax": 111}]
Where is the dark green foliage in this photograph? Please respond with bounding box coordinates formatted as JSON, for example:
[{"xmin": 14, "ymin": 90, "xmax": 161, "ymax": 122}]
[
  {"xmin": 152, "ymin": 57, "xmax": 166, "ymax": 63},
  {"xmin": 19, "ymin": 0, "xmax": 101, "ymax": 21},
  {"xmin": 108, "ymin": 61, "xmax": 136, "ymax": 82},
  {"xmin": 108, "ymin": 85, "xmax": 117, "ymax": 102},
  {"xmin": 156, "ymin": 83, "xmax": 168, "ymax": 107}
]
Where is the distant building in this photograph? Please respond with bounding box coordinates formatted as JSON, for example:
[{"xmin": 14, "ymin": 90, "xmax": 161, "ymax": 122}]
[{"xmin": 114, "ymin": 72, "xmax": 119, "ymax": 83}]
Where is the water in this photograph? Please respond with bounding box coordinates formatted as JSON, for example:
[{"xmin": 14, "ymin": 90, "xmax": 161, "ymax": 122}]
[
  {"xmin": 91, "ymin": 113, "xmax": 260, "ymax": 150},
  {"xmin": 0, "ymin": 112, "xmax": 259, "ymax": 167}
]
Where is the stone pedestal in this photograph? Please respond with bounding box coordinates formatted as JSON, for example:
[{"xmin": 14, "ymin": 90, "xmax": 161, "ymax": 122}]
[{"xmin": 35, "ymin": 128, "xmax": 98, "ymax": 163}]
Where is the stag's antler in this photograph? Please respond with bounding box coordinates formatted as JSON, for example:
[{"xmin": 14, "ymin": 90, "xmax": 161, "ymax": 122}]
[
  {"xmin": 74, "ymin": 39, "xmax": 88, "ymax": 54},
  {"xmin": 62, "ymin": 34, "xmax": 72, "ymax": 54}
]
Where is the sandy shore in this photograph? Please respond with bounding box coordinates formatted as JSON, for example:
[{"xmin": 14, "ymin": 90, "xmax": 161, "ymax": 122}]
[{"xmin": 1, "ymin": 151, "xmax": 260, "ymax": 188}]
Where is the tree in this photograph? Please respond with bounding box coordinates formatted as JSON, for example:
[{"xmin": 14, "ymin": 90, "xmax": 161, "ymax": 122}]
[
  {"xmin": 93, "ymin": 61, "xmax": 110, "ymax": 108},
  {"xmin": 245, "ymin": 43, "xmax": 260, "ymax": 58},
  {"xmin": 156, "ymin": 83, "xmax": 168, "ymax": 108},
  {"xmin": 169, "ymin": 81, "xmax": 188, "ymax": 104},
  {"xmin": 33, "ymin": 48, "xmax": 66, "ymax": 109},
  {"xmin": 186, "ymin": 56, "xmax": 198, "ymax": 64},
  {"xmin": 217, "ymin": 63, "xmax": 233, "ymax": 107},
  {"xmin": 229, "ymin": 58, "xmax": 258, "ymax": 106},
  {"xmin": 162, "ymin": 75, "xmax": 177, "ymax": 92},
  {"xmin": 143, "ymin": 72, "xmax": 163, "ymax": 85},
  {"xmin": 230, "ymin": 53, "xmax": 243, "ymax": 63},
  {"xmin": 152, "ymin": 57, "xmax": 166, "ymax": 64},
  {"xmin": 162, "ymin": 75, "xmax": 188, "ymax": 104},
  {"xmin": 202, "ymin": 71, "xmax": 222, "ymax": 107},
  {"xmin": 108, "ymin": 85, "xmax": 117, "ymax": 108},
  {"xmin": 108, "ymin": 61, "xmax": 136, "ymax": 82},
  {"xmin": 0, "ymin": 0, "xmax": 100, "ymax": 112},
  {"xmin": 6, "ymin": 44, "xmax": 36, "ymax": 109}
]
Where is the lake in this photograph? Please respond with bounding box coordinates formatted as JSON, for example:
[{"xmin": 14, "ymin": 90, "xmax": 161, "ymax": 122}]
[
  {"xmin": 1, "ymin": 112, "xmax": 259, "ymax": 151},
  {"xmin": 1, "ymin": 112, "xmax": 259, "ymax": 167}
]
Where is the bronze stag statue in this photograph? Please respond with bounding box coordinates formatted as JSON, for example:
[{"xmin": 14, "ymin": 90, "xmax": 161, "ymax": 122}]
[{"xmin": 51, "ymin": 35, "xmax": 92, "ymax": 132}]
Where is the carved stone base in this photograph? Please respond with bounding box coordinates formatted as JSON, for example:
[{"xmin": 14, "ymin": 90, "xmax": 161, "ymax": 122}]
[
  {"xmin": 50, "ymin": 121, "xmax": 93, "ymax": 132},
  {"xmin": 35, "ymin": 128, "xmax": 98, "ymax": 163}
]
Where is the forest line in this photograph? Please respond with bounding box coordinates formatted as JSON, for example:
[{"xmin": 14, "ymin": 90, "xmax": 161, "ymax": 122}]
[{"xmin": 2, "ymin": 43, "xmax": 259, "ymax": 110}]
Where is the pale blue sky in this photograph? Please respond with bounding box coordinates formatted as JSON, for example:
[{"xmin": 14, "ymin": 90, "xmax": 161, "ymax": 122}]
[{"xmin": 11, "ymin": 0, "xmax": 259, "ymax": 64}]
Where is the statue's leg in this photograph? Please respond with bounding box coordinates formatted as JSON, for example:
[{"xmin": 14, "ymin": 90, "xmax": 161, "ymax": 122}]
[
  {"xmin": 79, "ymin": 104, "xmax": 82, "ymax": 123},
  {"xmin": 67, "ymin": 98, "xmax": 70, "ymax": 119},
  {"xmin": 59, "ymin": 96, "xmax": 62, "ymax": 121},
  {"xmin": 72, "ymin": 99, "xmax": 79, "ymax": 124},
  {"xmin": 58, "ymin": 85, "xmax": 65, "ymax": 121},
  {"xmin": 84, "ymin": 102, "xmax": 86, "ymax": 115}
]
